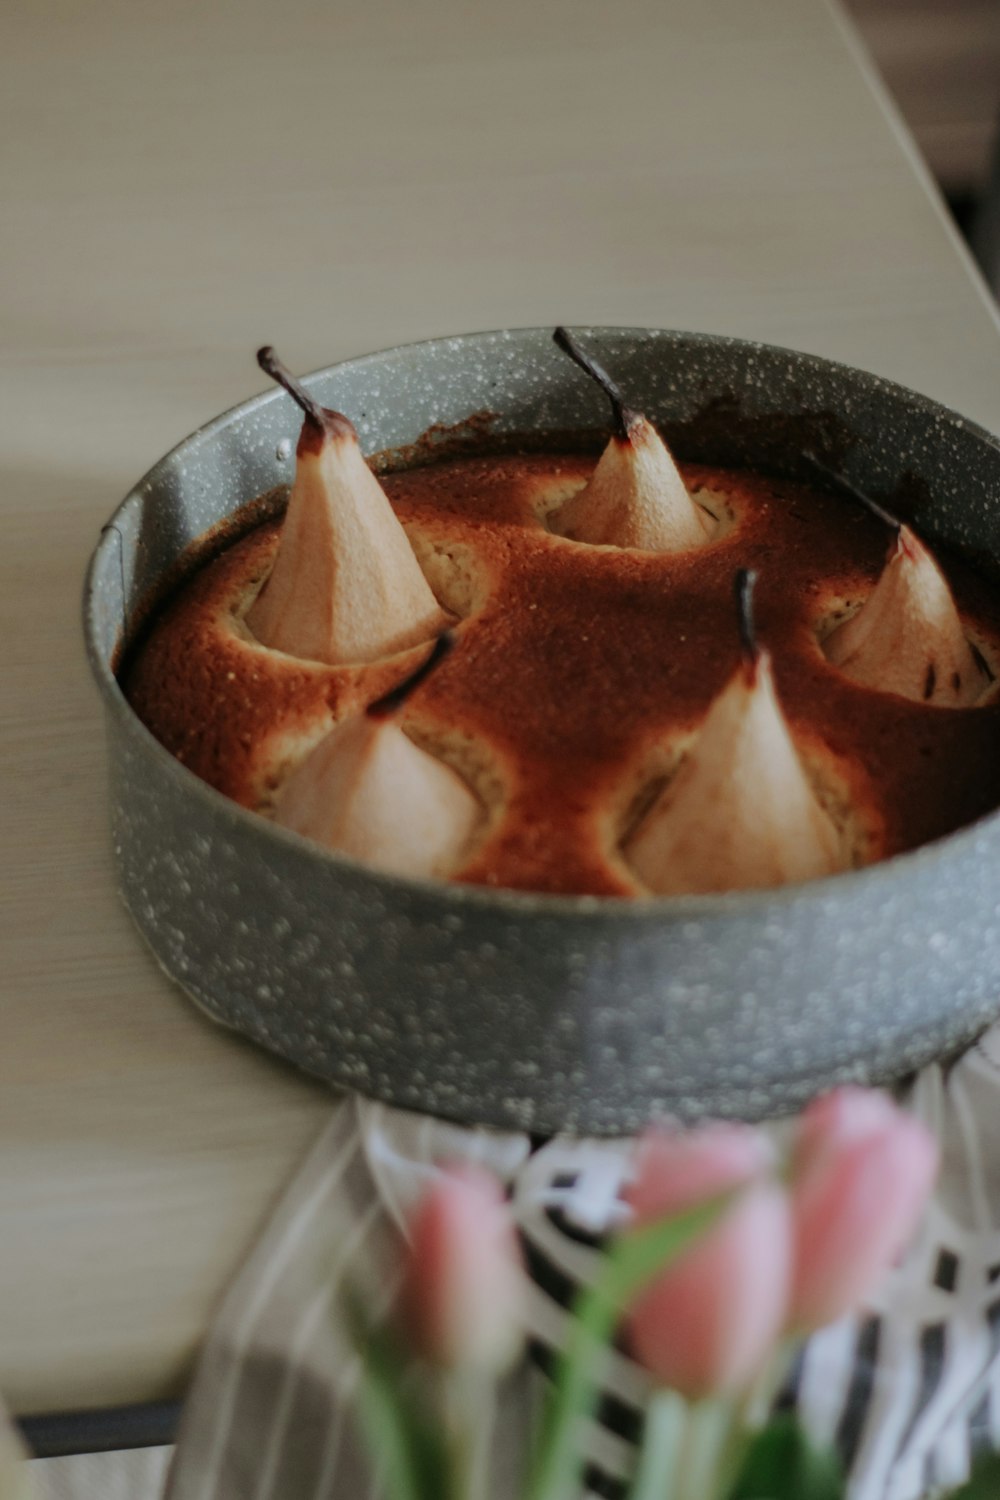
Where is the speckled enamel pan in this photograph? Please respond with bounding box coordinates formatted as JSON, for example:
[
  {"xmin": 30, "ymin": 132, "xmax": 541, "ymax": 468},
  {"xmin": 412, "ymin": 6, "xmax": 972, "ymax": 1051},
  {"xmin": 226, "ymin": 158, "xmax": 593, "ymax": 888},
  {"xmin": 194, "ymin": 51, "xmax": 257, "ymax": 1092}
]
[{"xmin": 83, "ymin": 327, "xmax": 1000, "ymax": 1134}]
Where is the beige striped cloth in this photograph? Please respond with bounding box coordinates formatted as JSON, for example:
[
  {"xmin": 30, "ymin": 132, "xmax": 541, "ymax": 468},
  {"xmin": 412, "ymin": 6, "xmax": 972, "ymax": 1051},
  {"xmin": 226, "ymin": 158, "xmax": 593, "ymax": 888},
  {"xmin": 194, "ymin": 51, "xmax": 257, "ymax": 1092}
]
[{"xmin": 163, "ymin": 1024, "xmax": 1000, "ymax": 1500}]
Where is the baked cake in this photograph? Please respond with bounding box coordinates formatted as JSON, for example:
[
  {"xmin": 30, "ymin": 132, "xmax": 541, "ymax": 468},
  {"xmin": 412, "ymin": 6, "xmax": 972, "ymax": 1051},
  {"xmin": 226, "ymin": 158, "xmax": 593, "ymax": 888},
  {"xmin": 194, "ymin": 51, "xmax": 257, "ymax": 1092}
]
[{"xmin": 123, "ymin": 334, "xmax": 1000, "ymax": 898}]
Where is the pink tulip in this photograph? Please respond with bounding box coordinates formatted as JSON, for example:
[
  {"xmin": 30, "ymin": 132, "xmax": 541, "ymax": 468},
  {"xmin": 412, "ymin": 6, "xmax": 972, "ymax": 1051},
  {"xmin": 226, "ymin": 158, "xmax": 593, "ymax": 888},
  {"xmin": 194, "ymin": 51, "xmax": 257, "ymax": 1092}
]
[
  {"xmin": 623, "ymin": 1124, "xmax": 792, "ymax": 1399},
  {"xmin": 401, "ymin": 1164, "xmax": 524, "ymax": 1373},
  {"xmin": 788, "ymin": 1088, "xmax": 939, "ymax": 1331}
]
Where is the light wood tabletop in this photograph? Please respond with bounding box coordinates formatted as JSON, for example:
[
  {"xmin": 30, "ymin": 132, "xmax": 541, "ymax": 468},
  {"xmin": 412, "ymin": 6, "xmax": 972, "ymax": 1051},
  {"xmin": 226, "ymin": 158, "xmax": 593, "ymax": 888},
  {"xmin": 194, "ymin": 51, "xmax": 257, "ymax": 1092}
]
[{"xmin": 3, "ymin": 0, "xmax": 999, "ymax": 1419}]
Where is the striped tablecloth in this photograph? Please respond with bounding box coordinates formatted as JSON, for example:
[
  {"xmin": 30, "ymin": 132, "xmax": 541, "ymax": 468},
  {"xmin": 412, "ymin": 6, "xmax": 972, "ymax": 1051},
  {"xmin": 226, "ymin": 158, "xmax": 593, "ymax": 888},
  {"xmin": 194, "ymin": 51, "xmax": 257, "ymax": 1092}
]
[{"xmin": 164, "ymin": 1025, "xmax": 1000, "ymax": 1500}]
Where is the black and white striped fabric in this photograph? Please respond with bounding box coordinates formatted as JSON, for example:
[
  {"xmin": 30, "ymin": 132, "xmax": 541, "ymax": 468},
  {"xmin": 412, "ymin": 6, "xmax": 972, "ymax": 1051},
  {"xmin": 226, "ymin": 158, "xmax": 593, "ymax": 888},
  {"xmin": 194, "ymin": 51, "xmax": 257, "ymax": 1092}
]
[{"xmin": 165, "ymin": 1024, "xmax": 1000, "ymax": 1500}]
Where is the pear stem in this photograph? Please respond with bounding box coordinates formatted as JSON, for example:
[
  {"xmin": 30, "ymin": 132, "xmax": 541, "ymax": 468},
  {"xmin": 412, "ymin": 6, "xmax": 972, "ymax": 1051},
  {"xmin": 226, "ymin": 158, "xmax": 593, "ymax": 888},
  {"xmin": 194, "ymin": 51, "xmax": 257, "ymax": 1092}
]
[
  {"xmin": 802, "ymin": 451, "xmax": 901, "ymax": 535},
  {"xmin": 367, "ymin": 632, "xmax": 454, "ymax": 720},
  {"xmin": 257, "ymin": 345, "xmax": 330, "ymax": 432},
  {"xmin": 735, "ymin": 568, "xmax": 759, "ymax": 665},
  {"xmin": 553, "ymin": 327, "xmax": 640, "ymax": 441}
]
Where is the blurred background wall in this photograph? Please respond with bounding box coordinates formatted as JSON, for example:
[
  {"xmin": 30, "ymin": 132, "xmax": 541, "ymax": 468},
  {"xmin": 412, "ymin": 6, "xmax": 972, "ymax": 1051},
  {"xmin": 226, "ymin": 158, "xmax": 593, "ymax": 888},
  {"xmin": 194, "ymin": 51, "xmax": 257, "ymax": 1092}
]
[{"xmin": 846, "ymin": 0, "xmax": 1000, "ymax": 282}]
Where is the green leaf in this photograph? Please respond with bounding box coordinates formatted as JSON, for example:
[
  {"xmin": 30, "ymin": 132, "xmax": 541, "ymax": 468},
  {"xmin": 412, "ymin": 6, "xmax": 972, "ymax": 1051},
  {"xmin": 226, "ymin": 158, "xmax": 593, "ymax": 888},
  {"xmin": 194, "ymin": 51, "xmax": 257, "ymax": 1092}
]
[
  {"xmin": 525, "ymin": 1192, "xmax": 732, "ymax": 1500},
  {"xmin": 944, "ymin": 1451, "xmax": 1000, "ymax": 1498},
  {"xmin": 344, "ymin": 1290, "xmax": 451, "ymax": 1500},
  {"xmin": 729, "ymin": 1415, "xmax": 844, "ymax": 1500}
]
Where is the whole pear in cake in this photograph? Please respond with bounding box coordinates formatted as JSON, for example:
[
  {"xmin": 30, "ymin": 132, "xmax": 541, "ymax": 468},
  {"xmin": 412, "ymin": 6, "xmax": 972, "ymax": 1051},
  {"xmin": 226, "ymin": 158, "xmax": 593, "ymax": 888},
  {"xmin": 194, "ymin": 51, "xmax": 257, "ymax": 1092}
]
[
  {"xmin": 626, "ymin": 570, "xmax": 844, "ymax": 895},
  {"xmin": 271, "ymin": 634, "xmax": 480, "ymax": 880},
  {"xmin": 824, "ymin": 527, "xmax": 988, "ymax": 707},
  {"xmin": 247, "ymin": 347, "xmax": 448, "ymax": 666},
  {"xmin": 550, "ymin": 327, "xmax": 714, "ymax": 552},
  {"xmin": 809, "ymin": 454, "xmax": 989, "ymax": 706}
]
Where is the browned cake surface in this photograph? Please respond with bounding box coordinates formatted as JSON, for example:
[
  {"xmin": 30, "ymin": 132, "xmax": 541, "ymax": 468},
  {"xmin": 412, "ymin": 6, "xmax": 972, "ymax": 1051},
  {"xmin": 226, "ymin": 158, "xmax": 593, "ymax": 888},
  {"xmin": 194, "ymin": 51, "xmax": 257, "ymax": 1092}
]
[{"xmin": 124, "ymin": 452, "xmax": 1000, "ymax": 897}]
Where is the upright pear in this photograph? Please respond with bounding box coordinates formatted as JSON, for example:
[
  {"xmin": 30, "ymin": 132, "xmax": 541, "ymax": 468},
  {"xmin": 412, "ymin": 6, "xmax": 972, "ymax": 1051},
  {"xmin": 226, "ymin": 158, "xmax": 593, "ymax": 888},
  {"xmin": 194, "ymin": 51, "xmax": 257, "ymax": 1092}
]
[
  {"xmin": 247, "ymin": 347, "xmax": 447, "ymax": 665},
  {"xmin": 272, "ymin": 635, "xmax": 479, "ymax": 880},
  {"xmin": 824, "ymin": 525, "xmax": 987, "ymax": 706},
  {"xmin": 550, "ymin": 327, "xmax": 712, "ymax": 551},
  {"xmin": 627, "ymin": 571, "xmax": 843, "ymax": 895}
]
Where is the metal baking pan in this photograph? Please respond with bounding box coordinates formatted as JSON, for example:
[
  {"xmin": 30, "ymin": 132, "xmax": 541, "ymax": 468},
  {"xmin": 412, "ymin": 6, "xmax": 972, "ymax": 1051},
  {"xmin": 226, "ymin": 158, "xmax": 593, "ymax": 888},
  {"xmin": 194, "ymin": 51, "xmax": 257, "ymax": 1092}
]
[{"xmin": 84, "ymin": 327, "xmax": 1000, "ymax": 1133}]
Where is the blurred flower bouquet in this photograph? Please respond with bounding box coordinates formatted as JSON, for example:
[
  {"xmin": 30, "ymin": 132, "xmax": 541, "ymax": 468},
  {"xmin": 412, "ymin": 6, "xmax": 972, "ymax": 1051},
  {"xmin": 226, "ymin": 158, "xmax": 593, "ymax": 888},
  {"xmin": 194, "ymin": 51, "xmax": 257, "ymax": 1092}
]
[{"xmin": 347, "ymin": 1089, "xmax": 1000, "ymax": 1500}]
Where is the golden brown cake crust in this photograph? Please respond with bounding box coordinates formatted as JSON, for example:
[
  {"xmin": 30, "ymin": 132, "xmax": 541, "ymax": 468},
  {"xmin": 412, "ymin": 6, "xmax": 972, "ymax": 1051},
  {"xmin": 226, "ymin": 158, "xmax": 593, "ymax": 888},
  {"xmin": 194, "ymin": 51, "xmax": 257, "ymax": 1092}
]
[{"xmin": 123, "ymin": 451, "xmax": 1000, "ymax": 897}]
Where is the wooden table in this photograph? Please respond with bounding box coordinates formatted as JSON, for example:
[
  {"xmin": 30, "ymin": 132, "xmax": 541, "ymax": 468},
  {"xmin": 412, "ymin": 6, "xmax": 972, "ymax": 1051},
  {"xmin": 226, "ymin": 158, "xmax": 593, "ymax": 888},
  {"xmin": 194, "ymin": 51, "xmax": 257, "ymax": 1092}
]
[{"xmin": 3, "ymin": 0, "xmax": 999, "ymax": 1421}]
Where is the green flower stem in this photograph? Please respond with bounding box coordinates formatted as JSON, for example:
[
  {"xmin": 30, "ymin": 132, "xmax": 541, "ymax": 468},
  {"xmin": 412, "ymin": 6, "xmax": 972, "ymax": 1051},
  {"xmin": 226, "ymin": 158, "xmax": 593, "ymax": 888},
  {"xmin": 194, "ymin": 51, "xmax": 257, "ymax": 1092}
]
[
  {"xmin": 740, "ymin": 1341, "xmax": 798, "ymax": 1432},
  {"xmin": 628, "ymin": 1389, "xmax": 688, "ymax": 1500},
  {"xmin": 629, "ymin": 1393, "xmax": 754, "ymax": 1500},
  {"xmin": 342, "ymin": 1288, "xmax": 450, "ymax": 1500},
  {"xmin": 711, "ymin": 1400, "xmax": 762, "ymax": 1500},
  {"xmin": 525, "ymin": 1195, "xmax": 732, "ymax": 1500},
  {"xmin": 698, "ymin": 1341, "xmax": 800, "ymax": 1499},
  {"xmin": 441, "ymin": 1370, "xmax": 494, "ymax": 1500},
  {"xmin": 675, "ymin": 1399, "xmax": 734, "ymax": 1500}
]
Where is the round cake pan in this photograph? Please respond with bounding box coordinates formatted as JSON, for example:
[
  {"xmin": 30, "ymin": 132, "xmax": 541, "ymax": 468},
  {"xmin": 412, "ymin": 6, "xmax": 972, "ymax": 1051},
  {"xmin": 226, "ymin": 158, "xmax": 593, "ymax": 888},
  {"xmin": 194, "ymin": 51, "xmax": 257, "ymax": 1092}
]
[{"xmin": 84, "ymin": 327, "xmax": 1000, "ymax": 1134}]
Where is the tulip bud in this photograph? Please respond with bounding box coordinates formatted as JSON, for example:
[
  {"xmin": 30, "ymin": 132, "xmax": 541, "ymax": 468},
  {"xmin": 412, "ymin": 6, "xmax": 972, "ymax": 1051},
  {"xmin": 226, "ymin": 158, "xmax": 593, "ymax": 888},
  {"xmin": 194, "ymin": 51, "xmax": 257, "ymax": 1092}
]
[
  {"xmin": 623, "ymin": 1125, "xmax": 792, "ymax": 1399},
  {"xmin": 401, "ymin": 1164, "xmax": 524, "ymax": 1374},
  {"xmin": 788, "ymin": 1087, "xmax": 939, "ymax": 1332}
]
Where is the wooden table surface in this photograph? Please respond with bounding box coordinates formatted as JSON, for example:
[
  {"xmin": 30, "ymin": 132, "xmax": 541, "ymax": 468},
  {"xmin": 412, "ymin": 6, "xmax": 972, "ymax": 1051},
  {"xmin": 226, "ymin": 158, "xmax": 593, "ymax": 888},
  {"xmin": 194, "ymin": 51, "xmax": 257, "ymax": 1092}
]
[{"xmin": 3, "ymin": 0, "xmax": 999, "ymax": 1418}]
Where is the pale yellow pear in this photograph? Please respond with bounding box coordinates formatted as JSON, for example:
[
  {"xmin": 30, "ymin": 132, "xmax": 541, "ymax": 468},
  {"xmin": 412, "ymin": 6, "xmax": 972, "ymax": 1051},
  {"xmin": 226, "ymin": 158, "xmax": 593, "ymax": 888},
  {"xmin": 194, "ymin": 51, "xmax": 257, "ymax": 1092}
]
[
  {"xmin": 247, "ymin": 348, "xmax": 446, "ymax": 665},
  {"xmin": 272, "ymin": 714, "xmax": 479, "ymax": 881},
  {"xmin": 824, "ymin": 526, "xmax": 986, "ymax": 705},
  {"xmin": 552, "ymin": 418, "xmax": 713, "ymax": 551},
  {"xmin": 627, "ymin": 652, "xmax": 843, "ymax": 895},
  {"xmin": 550, "ymin": 326, "xmax": 711, "ymax": 552}
]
